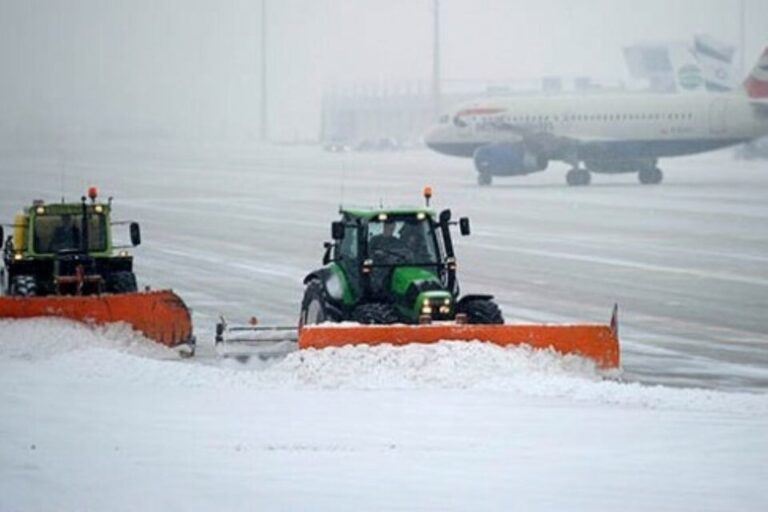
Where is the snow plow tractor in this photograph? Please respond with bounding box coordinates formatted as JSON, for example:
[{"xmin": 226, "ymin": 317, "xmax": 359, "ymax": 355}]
[
  {"xmin": 0, "ymin": 188, "xmax": 195, "ymax": 354},
  {"xmin": 216, "ymin": 188, "xmax": 620, "ymax": 369}
]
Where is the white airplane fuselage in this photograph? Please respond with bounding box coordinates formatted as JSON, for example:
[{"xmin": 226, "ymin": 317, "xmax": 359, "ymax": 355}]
[
  {"xmin": 425, "ymin": 88, "xmax": 768, "ymax": 187},
  {"xmin": 426, "ymin": 93, "xmax": 768, "ymax": 160}
]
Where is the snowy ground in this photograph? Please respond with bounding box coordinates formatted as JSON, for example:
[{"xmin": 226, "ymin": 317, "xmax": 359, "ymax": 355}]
[
  {"xmin": 2, "ymin": 318, "xmax": 767, "ymax": 511},
  {"xmin": 1, "ymin": 144, "xmax": 767, "ymax": 510}
]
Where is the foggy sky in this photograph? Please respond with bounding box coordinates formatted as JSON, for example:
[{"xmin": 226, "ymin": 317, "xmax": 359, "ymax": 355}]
[{"xmin": 0, "ymin": 0, "xmax": 765, "ymax": 144}]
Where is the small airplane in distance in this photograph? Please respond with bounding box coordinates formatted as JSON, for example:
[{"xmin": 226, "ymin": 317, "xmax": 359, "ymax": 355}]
[{"xmin": 424, "ymin": 47, "xmax": 768, "ymax": 186}]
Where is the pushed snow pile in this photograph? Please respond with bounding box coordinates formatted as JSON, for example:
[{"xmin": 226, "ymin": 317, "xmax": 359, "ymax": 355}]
[
  {"xmin": 0, "ymin": 318, "xmax": 177, "ymax": 361},
  {"xmin": 264, "ymin": 343, "xmax": 768, "ymax": 412},
  {"xmin": 2, "ymin": 318, "xmax": 766, "ymax": 413},
  {"xmin": 269, "ymin": 341, "xmax": 602, "ymax": 388}
]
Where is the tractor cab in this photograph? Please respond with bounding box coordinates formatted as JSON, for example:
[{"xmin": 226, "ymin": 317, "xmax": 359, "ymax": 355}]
[{"xmin": 32, "ymin": 208, "xmax": 108, "ymax": 255}]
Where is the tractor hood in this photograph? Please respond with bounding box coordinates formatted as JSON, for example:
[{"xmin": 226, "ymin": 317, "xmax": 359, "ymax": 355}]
[
  {"xmin": 390, "ymin": 267, "xmax": 445, "ymax": 297},
  {"xmin": 390, "ymin": 266, "xmax": 453, "ymax": 321}
]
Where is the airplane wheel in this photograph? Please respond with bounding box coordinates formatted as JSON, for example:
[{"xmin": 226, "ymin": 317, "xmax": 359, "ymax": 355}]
[
  {"xmin": 477, "ymin": 172, "xmax": 492, "ymax": 186},
  {"xmin": 566, "ymin": 169, "xmax": 591, "ymax": 186},
  {"xmin": 638, "ymin": 167, "xmax": 663, "ymax": 185}
]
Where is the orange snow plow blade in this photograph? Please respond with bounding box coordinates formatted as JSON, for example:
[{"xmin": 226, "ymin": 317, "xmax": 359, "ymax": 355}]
[
  {"xmin": 299, "ymin": 320, "xmax": 620, "ymax": 369},
  {"xmin": 0, "ymin": 290, "xmax": 194, "ymax": 349}
]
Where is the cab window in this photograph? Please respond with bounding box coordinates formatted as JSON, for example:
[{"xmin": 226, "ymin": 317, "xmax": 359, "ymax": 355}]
[{"xmin": 33, "ymin": 214, "xmax": 107, "ymax": 253}]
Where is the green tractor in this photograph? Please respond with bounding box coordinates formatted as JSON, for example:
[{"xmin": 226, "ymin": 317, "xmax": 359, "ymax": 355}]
[
  {"xmin": 300, "ymin": 195, "xmax": 504, "ymax": 326},
  {"xmin": 0, "ymin": 187, "xmax": 142, "ymax": 297}
]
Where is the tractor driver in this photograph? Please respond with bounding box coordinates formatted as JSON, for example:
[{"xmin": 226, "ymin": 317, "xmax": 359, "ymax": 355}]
[
  {"xmin": 50, "ymin": 215, "xmax": 81, "ymax": 253},
  {"xmin": 369, "ymin": 220, "xmax": 411, "ymax": 263}
]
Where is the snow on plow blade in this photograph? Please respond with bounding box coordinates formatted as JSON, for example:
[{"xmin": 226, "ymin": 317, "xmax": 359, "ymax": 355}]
[
  {"xmin": 299, "ymin": 318, "xmax": 620, "ymax": 369},
  {"xmin": 0, "ymin": 290, "xmax": 194, "ymax": 350}
]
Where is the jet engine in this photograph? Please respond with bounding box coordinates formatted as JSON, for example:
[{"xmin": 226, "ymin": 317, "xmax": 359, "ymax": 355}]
[{"xmin": 473, "ymin": 142, "xmax": 548, "ymax": 176}]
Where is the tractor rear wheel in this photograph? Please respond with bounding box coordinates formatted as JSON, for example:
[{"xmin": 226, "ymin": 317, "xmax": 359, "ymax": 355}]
[
  {"xmin": 351, "ymin": 302, "xmax": 399, "ymax": 324},
  {"xmin": 11, "ymin": 275, "xmax": 38, "ymax": 297},
  {"xmin": 301, "ymin": 280, "xmax": 338, "ymax": 325},
  {"xmin": 458, "ymin": 298, "xmax": 504, "ymax": 324},
  {"xmin": 108, "ymin": 271, "xmax": 138, "ymax": 293}
]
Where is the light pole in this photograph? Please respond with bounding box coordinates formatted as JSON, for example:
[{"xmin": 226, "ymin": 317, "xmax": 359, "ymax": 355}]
[
  {"xmin": 260, "ymin": 0, "xmax": 268, "ymax": 142},
  {"xmin": 432, "ymin": 0, "xmax": 441, "ymax": 119}
]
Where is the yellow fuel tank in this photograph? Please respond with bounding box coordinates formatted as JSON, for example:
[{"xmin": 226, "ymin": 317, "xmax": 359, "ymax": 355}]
[{"xmin": 13, "ymin": 213, "xmax": 27, "ymax": 251}]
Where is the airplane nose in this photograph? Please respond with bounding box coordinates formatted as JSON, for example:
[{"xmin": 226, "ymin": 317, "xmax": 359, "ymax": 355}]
[{"xmin": 423, "ymin": 124, "xmax": 442, "ymax": 152}]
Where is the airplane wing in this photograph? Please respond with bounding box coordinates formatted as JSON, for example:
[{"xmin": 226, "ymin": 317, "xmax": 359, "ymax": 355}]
[{"xmin": 486, "ymin": 115, "xmax": 578, "ymax": 158}]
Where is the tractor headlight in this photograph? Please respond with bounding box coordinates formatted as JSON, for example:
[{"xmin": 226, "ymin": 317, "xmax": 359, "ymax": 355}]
[
  {"xmin": 13, "ymin": 252, "xmax": 22, "ymax": 260},
  {"xmin": 439, "ymin": 305, "xmax": 451, "ymax": 314},
  {"xmin": 94, "ymin": 205, "xmax": 103, "ymax": 213},
  {"xmin": 118, "ymin": 250, "xmax": 129, "ymax": 257},
  {"xmin": 35, "ymin": 206, "xmax": 45, "ymax": 215},
  {"xmin": 421, "ymin": 305, "xmax": 433, "ymax": 315},
  {"xmin": 417, "ymin": 212, "xmax": 426, "ymax": 220}
]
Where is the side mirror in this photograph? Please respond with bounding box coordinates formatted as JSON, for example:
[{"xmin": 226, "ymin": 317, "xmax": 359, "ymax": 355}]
[
  {"xmin": 331, "ymin": 221, "xmax": 345, "ymax": 240},
  {"xmin": 439, "ymin": 209, "xmax": 452, "ymax": 225},
  {"xmin": 459, "ymin": 217, "xmax": 471, "ymax": 236},
  {"xmin": 130, "ymin": 222, "xmax": 141, "ymax": 246},
  {"xmin": 322, "ymin": 241, "xmax": 333, "ymax": 265}
]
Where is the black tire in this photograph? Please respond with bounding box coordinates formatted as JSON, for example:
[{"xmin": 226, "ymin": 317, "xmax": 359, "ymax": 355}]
[
  {"xmin": 11, "ymin": 275, "xmax": 38, "ymax": 297},
  {"xmin": 638, "ymin": 167, "xmax": 663, "ymax": 185},
  {"xmin": 458, "ymin": 298, "xmax": 504, "ymax": 324},
  {"xmin": 566, "ymin": 168, "xmax": 591, "ymax": 186},
  {"xmin": 477, "ymin": 172, "xmax": 492, "ymax": 186},
  {"xmin": 351, "ymin": 302, "xmax": 399, "ymax": 325},
  {"xmin": 301, "ymin": 280, "xmax": 338, "ymax": 325},
  {"xmin": 108, "ymin": 271, "xmax": 138, "ymax": 293}
]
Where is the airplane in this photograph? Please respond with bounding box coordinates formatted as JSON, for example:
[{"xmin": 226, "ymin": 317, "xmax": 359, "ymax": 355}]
[{"xmin": 424, "ymin": 47, "xmax": 768, "ymax": 186}]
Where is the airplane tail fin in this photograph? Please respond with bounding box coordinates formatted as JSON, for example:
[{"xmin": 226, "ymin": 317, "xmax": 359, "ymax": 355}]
[{"xmin": 743, "ymin": 47, "xmax": 768, "ymax": 98}]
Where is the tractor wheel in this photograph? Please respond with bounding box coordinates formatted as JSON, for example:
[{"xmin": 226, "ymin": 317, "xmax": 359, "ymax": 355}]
[
  {"xmin": 351, "ymin": 302, "xmax": 399, "ymax": 325},
  {"xmin": 108, "ymin": 271, "xmax": 138, "ymax": 293},
  {"xmin": 11, "ymin": 275, "xmax": 38, "ymax": 297},
  {"xmin": 458, "ymin": 298, "xmax": 504, "ymax": 324},
  {"xmin": 301, "ymin": 280, "xmax": 337, "ymax": 325}
]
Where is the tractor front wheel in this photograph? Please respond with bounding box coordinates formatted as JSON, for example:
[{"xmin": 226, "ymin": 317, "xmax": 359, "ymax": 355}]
[
  {"xmin": 301, "ymin": 280, "xmax": 337, "ymax": 325},
  {"xmin": 11, "ymin": 275, "xmax": 38, "ymax": 297},
  {"xmin": 351, "ymin": 302, "xmax": 399, "ymax": 325},
  {"xmin": 458, "ymin": 298, "xmax": 504, "ymax": 324},
  {"xmin": 11, "ymin": 276, "xmax": 37, "ymax": 297}
]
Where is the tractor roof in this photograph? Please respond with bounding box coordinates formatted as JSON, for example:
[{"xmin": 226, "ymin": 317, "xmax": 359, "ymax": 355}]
[
  {"xmin": 341, "ymin": 206, "xmax": 436, "ymax": 220},
  {"xmin": 26, "ymin": 201, "xmax": 110, "ymax": 216}
]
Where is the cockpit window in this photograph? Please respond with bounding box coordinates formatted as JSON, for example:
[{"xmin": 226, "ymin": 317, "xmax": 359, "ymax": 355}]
[{"xmin": 453, "ymin": 116, "xmax": 468, "ymax": 128}]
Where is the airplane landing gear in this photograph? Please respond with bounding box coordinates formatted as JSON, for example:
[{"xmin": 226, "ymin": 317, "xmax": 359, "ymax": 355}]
[
  {"xmin": 477, "ymin": 171, "xmax": 492, "ymax": 186},
  {"xmin": 638, "ymin": 167, "xmax": 663, "ymax": 185},
  {"xmin": 566, "ymin": 168, "xmax": 591, "ymax": 186}
]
